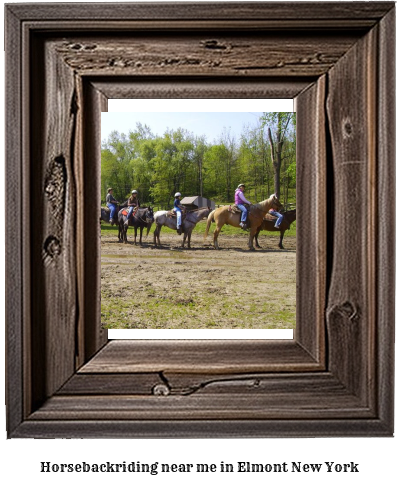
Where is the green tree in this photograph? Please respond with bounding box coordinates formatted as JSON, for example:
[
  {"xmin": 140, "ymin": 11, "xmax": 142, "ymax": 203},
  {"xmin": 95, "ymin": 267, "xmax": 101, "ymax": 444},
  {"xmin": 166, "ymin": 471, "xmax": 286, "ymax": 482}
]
[{"xmin": 261, "ymin": 112, "xmax": 296, "ymax": 200}]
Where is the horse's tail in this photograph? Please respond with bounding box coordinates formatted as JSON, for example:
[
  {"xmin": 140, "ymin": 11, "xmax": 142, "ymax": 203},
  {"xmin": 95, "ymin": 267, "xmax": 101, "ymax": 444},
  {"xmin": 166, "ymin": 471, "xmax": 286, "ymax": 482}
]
[
  {"xmin": 146, "ymin": 222, "xmax": 152, "ymax": 237},
  {"xmin": 204, "ymin": 210, "xmax": 216, "ymax": 240}
]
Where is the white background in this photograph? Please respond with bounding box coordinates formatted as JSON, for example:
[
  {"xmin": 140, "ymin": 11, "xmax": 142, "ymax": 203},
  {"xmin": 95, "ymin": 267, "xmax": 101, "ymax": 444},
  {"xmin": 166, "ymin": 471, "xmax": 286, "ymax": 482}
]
[{"xmin": 1, "ymin": 1, "xmax": 397, "ymax": 485}]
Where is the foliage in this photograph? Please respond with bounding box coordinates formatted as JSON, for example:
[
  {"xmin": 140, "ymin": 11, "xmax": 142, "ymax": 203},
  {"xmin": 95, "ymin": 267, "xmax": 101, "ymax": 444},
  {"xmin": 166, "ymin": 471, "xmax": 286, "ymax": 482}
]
[
  {"xmin": 261, "ymin": 112, "xmax": 296, "ymax": 201},
  {"xmin": 101, "ymin": 113, "xmax": 296, "ymax": 207}
]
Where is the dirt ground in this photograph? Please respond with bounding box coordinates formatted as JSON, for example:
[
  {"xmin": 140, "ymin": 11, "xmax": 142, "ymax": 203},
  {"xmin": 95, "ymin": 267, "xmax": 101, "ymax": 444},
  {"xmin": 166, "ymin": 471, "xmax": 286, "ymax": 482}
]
[{"xmin": 101, "ymin": 232, "xmax": 296, "ymax": 329}]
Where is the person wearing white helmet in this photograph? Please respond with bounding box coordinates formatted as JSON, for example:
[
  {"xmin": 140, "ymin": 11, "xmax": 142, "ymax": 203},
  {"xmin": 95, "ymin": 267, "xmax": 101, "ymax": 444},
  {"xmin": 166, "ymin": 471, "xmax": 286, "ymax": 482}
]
[
  {"xmin": 173, "ymin": 192, "xmax": 184, "ymax": 234},
  {"xmin": 125, "ymin": 190, "xmax": 140, "ymax": 224},
  {"xmin": 235, "ymin": 183, "xmax": 251, "ymax": 229}
]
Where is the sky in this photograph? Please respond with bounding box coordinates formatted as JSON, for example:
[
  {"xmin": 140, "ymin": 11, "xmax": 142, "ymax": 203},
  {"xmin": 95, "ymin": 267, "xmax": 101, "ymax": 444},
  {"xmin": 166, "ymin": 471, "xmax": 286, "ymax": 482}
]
[{"xmin": 101, "ymin": 99, "xmax": 294, "ymax": 144}]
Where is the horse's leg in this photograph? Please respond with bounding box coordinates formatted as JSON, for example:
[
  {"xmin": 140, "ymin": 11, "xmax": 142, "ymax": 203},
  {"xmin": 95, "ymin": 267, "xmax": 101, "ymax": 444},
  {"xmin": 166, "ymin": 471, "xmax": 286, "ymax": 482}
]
[
  {"xmin": 139, "ymin": 226, "xmax": 143, "ymax": 245},
  {"xmin": 213, "ymin": 224, "xmax": 223, "ymax": 250},
  {"xmin": 134, "ymin": 227, "xmax": 138, "ymax": 245},
  {"xmin": 153, "ymin": 226, "xmax": 158, "ymax": 246},
  {"xmin": 119, "ymin": 219, "xmax": 124, "ymax": 242},
  {"xmin": 156, "ymin": 225, "xmax": 162, "ymax": 247},
  {"xmin": 279, "ymin": 230, "xmax": 285, "ymax": 249},
  {"xmin": 254, "ymin": 229, "xmax": 261, "ymax": 248},
  {"xmin": 248, "ymin": 229, "xmax": 256, "ymax": 251},
  {"xmin": 187, "ymin": 230, "xmax": 192, "ymax": 249},
  {"xmin": 125, "ymin": 223, "xmax": 129, "ymax": 244}
]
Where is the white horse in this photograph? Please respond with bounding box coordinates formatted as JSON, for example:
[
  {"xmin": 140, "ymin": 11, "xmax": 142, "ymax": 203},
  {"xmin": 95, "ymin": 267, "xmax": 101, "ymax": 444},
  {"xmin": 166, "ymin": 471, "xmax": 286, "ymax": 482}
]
[{"xmin": 153, "ymin": 207, "xmax": 212, "ymax": 248}]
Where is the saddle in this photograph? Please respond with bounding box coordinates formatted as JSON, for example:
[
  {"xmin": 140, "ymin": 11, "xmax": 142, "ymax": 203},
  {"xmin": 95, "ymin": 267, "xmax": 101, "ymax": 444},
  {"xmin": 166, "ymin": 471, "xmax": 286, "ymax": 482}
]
[
  {"xmin": 167, "ymin": 208, "xmax": 186, "ymax": 221},
  {"xmin": 228, "ymin": 203, "xmax": 251, "ymax": 230},
  {"xmin": 121, "ymin": 207, "xmax": 138, "ymax": 219},
  {"xmin": 228, "ymin": 203, "xmax": 251, "ymax": 215}
]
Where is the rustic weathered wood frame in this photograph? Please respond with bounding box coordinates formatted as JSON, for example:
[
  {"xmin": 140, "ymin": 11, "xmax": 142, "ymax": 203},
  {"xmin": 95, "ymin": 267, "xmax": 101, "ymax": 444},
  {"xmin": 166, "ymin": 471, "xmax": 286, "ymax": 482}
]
[{"xmin": 5, "ymin": 2, "xmax": 395, "ymax": 438}]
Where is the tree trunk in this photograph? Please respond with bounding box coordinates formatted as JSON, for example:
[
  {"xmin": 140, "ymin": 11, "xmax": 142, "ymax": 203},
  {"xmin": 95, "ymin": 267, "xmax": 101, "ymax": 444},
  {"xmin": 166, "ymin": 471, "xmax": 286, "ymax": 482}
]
[{"xmin": 268, "ymin": 126, "xmax": 282, "ymax": 199}]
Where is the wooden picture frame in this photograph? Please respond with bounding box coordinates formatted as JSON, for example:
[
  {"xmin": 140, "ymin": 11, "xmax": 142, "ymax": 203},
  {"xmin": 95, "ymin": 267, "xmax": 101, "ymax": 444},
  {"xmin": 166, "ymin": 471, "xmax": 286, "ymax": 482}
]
[{"xmin": 5, "ymin": 2, "xmax": 395, "ymax": 438}]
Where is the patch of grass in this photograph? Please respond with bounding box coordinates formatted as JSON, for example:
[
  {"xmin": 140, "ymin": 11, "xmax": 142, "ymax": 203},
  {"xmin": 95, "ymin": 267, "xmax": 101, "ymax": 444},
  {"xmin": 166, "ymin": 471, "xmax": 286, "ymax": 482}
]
[
  {"xmin": 101, "ymin": 288, "xmax": 295, "ymax": 330},
  {"xmin": 101, "ymin": 220, "xmax": 296, "ymax": 238}
]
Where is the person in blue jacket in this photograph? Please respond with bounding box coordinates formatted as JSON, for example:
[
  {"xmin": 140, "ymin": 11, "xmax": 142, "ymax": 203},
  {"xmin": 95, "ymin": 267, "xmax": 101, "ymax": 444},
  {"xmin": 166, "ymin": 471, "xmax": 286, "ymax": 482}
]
[
  {"xmin": 173, "ymin": 192, "xmax": 185, "ymax": 234},
  {"xmin": 106, "ymin": 188, "xmax": 119, "ymax": 225}
]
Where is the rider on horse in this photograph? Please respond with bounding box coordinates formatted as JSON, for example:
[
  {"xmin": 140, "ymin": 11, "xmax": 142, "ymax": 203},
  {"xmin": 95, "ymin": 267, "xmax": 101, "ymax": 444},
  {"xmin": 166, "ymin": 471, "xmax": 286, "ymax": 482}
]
[
  {"xmin": 269, "ymin": 206, "xmax": 284, "ymax": 229},
  {"xmin": 106, "ymin": 188, "xmax": 119, "ymax": 225},
  {"xmin": 174, "ymin": 192, "xmax": 185, "ymax": 235},
  {"xmin": 124, "ymin": 190, "xmax": 140, "ymax": 227},
  {"xmin": 235, "ymin": 183, "xmax": 251, "ymax": 230}
]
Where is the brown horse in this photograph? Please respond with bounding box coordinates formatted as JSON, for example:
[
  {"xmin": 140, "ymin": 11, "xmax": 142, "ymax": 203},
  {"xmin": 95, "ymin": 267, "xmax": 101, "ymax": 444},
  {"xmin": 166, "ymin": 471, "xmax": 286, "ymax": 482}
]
[
  {"xmin": 204, "ymin": 194, "xmax": 283, "ymax": 251},
  {"xmin": 254, "ymin": 209, "xmax": 296, "ymax": 249}
]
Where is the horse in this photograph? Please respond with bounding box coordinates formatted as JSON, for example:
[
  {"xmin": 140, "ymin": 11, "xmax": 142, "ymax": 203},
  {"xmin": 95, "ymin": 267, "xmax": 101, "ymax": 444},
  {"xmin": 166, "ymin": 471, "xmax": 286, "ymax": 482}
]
[
  {"xmin": 254, "ymin": 209, "xmax": 296, "ymax": 249},
  {"xmin": 204, "ymin": 194, "xmax": 283, "ymax": 251},
  {"xmin": 118, "ymin": 206, "xmax": 154, "ymax": 244},
  {"xmin": 100, "ymin": 200, "xmax": 128, "ymax": 225},
  {"xmin": 153, "ymin": 207, "xmax": 212, "ymax": 249}
]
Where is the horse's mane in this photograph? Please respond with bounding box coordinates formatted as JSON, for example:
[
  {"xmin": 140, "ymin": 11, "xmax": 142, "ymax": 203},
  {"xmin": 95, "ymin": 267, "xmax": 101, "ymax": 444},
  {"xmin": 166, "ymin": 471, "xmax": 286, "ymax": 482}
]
[
  {"xmin": 186, "ymin": 206, "xmax": 210, "ymax": 213},
  {"xmin": 254, "ymin": 194, "xmax": 276, "ymax": 212}
]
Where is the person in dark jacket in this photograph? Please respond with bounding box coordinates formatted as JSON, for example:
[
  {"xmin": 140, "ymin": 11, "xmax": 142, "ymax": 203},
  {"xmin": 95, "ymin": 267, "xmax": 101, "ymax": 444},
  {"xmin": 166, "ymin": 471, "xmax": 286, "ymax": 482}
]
[{"xmin": 125, "ymin": 190, "xmax": 141, "ymax": 226}]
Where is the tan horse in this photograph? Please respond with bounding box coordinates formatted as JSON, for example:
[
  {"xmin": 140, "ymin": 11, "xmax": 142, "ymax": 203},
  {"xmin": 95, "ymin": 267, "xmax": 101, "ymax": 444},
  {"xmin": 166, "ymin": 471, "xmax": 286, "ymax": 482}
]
[{"xmin": 204, "ymin": 194, "xmax": 283, "ymax": 250}]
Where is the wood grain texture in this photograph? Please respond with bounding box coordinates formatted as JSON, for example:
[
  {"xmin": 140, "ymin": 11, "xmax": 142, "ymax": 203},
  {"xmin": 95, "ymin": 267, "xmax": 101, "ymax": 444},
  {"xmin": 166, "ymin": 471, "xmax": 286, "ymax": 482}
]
[
  {"xmin": 5, "ymin": 4, "xmax": 24, "ymax": 437},
  {"xmin": 53, "ymin": 33, "xmax": 360, "ymax": 78},
  {"xmin": 14, "ymin": 418, "xmax": 390, "ymax": 439},
  {"xmin": 326, "ymin": 25, "xmax": 377, "ymax": 404},
  {"xmin": 91, "ymin": 79, "xmax": 311, "ymax": 100},
  {"xmin": 79, "ymin": 340, "xmax": 320, "ymax": 374},
  {"xmin": 30, "ymin": 36, "xmax": 78, "ymax": 409},
  {"xmin": 7, "ymin": 2, "xmax": 394, "ymax": 22},
  {"xmin": 375, "ymin": 6, "xmax": 395, "ymax": 430},
  {"xmin": 5, "ymin": 2, "xmax": 395, "ymax": 438},
  {"xmin": 30, "ymin": 392, "xmax": 371, "ymax": 421},
  {"xmin": 81, "ymin": 82, "xmax": 108, "ymax": 362},
  {"xmin": 59, "ymin": 371, "xmax": 361, "ymax": 398},
  {"xmin": 296, "ymin": 76, "xmax": 326, "ymax": 363}
]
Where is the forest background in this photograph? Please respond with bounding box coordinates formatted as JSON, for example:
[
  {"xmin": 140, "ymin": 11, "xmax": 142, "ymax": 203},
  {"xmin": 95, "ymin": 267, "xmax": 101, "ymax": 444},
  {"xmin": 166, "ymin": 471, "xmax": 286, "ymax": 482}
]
[{"xmin": 101, "ymin": 112, "xmax": 296, "ymax": 208}]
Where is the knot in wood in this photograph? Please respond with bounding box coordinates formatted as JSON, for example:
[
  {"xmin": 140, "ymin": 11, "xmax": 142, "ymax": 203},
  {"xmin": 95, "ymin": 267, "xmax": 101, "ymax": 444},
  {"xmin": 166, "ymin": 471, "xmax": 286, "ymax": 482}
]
[
  {"xmin": 342, "ymin": 119, "xmax": 353, "ymax": 138},
  {"xmin": 201, "ymin": 40, "xmax": 227, "ymax": 50},
  {"xmin": 339, "ymin": 301, "xmax": 358, "ymax": 321},
  {"xmin": 152, "ymin": 383, "xmax": 170, "ymax": 396},
  {"xmin": 43, "ymin": 236, "xmax": 62, "ymax": 262}
]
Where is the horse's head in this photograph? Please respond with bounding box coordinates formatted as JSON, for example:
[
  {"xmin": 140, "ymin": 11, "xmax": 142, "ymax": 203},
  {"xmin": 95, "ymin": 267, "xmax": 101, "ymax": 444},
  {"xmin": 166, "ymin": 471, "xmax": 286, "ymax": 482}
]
[
  {"xmin": 285, "ymin": 208, "xmax": 296, "ymax": 223},
  {"xmin": 145, "ymin": 207, "xmax": 155, "ymax": 223},
  {"xmin": 270, "ymin": 194, "xmax": 284, "ymax": 211}
]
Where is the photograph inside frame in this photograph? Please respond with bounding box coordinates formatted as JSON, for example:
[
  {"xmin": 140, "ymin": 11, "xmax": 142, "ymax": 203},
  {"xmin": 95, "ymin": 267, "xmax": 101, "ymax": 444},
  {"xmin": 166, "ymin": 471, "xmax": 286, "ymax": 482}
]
[{"xmin": 101, "ymin": 101, "xmax": 296, "ymax": 332}]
